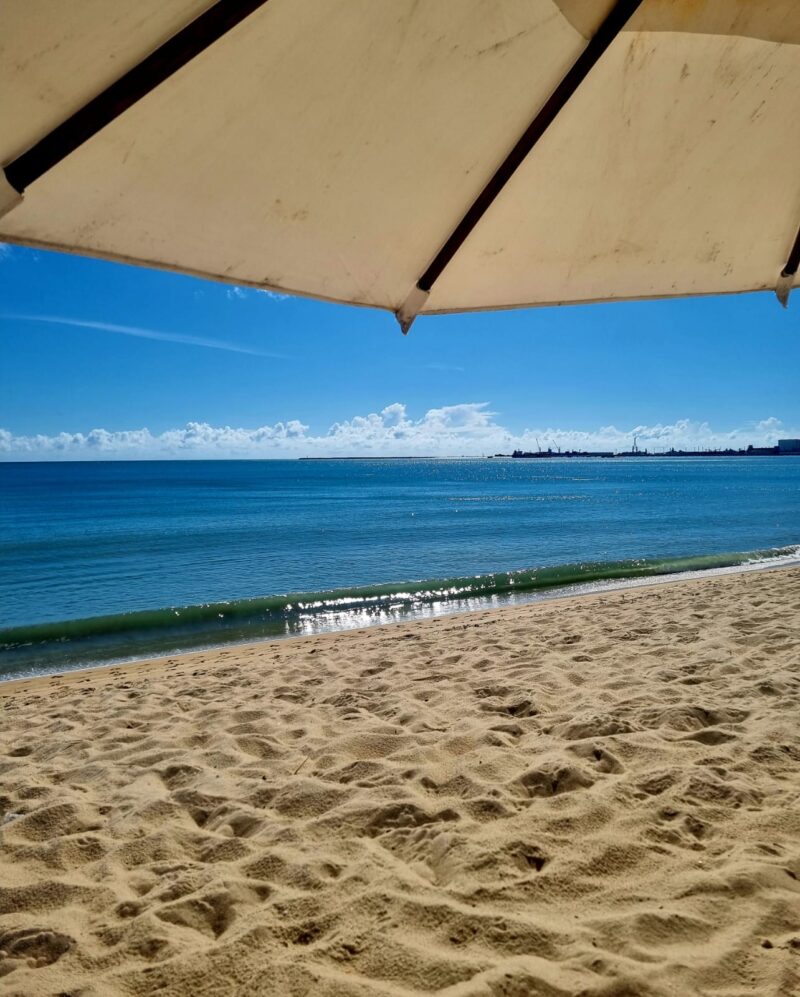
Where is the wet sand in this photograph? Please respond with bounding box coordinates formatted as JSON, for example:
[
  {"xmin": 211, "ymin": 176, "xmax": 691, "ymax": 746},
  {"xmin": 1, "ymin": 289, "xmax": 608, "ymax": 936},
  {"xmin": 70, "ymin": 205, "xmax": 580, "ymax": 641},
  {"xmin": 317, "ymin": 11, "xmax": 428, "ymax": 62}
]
[{"xmin": 1, "ymin": 567, "xmax": 799, "ymax": 996}]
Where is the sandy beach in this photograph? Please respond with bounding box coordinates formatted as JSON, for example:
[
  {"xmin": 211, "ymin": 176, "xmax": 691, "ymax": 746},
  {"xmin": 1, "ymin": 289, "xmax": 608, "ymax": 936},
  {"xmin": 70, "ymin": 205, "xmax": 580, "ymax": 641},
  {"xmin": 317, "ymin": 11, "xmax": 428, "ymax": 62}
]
[{"xmin": 1, "ymin": 567, "xmax": 799, "ymax": 996}]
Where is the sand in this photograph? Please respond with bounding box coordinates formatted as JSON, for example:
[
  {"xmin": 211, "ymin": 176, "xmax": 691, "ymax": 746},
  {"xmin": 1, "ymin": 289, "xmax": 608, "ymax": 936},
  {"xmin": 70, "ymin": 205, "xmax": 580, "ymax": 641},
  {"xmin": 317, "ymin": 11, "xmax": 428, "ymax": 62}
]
[{"xmin": 1, "ymin": 567, "xmax": 799, "ymax": 997}]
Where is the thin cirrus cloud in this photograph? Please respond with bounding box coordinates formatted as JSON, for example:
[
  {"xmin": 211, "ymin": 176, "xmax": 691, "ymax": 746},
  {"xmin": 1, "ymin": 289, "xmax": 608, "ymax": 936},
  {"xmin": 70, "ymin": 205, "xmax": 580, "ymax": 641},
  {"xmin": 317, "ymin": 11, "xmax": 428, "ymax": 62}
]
[
  {"xmin": 425, "ymin": 363, "xmax": 465, "ymax": 373},
  {"xmin": 1, "ymin": 313, "xmax": 287, "ymax": 359}
]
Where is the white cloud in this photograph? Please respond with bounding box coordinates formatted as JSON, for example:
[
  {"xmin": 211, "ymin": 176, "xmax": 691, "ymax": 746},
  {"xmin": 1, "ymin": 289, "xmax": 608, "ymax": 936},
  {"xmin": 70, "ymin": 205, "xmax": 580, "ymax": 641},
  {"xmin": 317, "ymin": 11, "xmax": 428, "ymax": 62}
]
[
  {"xmin": 226, "ymin": 284, "xmax": 291, "ymax": 302},
  {"xmin": 256, "ymin": 289, "xmax": 291, "ymax": 301},
  {"xmin": 1, "ymin": 406, "xmax": 797, "ymax": 461},
  {"xmin": 1, "ymin": 313, "xmax": 287, "ymax": 358}
]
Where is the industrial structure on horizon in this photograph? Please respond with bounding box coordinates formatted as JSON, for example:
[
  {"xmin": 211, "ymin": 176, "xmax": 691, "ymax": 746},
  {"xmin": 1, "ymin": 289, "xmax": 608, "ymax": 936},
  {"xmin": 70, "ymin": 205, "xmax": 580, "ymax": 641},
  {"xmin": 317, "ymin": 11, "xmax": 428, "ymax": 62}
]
[{"xmin": 505, "ymin": 439, "xmax": 800, "ymax": 459}]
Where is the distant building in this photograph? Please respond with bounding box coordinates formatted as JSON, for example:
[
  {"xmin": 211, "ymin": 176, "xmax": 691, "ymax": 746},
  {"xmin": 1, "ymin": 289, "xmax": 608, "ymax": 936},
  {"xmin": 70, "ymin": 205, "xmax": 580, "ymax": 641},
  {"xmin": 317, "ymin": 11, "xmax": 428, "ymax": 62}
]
[{"xmin": 778, "ymin": 439, "xmax": 800, "ymax": 454}]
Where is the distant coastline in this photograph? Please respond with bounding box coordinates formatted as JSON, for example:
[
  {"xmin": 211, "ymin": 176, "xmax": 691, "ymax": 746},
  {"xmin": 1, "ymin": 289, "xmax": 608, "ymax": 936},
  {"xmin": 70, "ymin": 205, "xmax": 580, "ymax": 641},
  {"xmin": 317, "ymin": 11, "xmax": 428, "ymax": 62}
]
[
  {"xmin": 298, "ymin": 442, "xmax": 800, "ymax": 460},
  {"xmin": 504, "ymin": 440, "xmax": 800, "ymax": 459}
]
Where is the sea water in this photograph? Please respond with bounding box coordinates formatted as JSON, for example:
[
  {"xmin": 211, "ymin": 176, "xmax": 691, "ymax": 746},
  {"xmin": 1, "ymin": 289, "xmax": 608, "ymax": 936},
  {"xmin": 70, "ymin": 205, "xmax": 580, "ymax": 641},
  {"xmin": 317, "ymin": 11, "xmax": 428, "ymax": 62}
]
[{"xmin": 1, "ymin": 457, "xmax": 799, "ymax": 677}]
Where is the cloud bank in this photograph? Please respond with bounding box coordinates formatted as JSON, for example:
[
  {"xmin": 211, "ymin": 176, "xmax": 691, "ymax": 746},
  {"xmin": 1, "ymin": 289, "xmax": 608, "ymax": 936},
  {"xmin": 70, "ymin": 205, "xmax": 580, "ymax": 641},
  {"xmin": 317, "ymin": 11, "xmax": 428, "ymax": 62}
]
[{"xmin": 1, "ymin": 406, "xmax": 796, "ymax": 460}]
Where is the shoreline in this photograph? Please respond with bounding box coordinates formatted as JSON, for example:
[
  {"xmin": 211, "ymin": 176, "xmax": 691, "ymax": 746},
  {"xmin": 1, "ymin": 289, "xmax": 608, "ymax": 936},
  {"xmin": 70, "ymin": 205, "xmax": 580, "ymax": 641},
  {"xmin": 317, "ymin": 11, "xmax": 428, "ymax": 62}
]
[
  {"xmin": 2, "ymin": 552, "xmax": 799, "ymax": 686},
  {"xmin": 2, "ymin": 562, "xmax": 798, "ymax": 696},
  {"xmin": 1, "ymin": 566, "xmax": 799, "ymax": 995}
]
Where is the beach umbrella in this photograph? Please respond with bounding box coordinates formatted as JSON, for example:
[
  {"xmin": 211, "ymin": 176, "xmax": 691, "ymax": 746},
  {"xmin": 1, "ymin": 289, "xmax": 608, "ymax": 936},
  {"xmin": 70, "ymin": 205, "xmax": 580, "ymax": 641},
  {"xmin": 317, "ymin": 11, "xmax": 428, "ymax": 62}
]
[{"xmin": 2, "ymin": 0, "xmax": 799, "ymax": 332}]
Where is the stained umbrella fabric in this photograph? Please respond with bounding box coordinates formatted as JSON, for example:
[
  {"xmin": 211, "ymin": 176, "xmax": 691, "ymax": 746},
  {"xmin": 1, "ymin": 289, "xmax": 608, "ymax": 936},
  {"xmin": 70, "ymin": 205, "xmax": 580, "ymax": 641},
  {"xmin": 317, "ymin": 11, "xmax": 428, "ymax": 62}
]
[{"xmin": 2, "ymin": 0, "xmax": 799, "ymax": 330}]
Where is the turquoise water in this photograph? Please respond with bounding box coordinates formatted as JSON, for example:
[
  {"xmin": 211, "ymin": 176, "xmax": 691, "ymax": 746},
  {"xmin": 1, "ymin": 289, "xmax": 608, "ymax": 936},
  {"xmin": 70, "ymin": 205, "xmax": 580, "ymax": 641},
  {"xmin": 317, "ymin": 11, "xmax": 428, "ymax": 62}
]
[{"xmin": 1, "ymin": 458, "xmax": 799, "ymax": 677}]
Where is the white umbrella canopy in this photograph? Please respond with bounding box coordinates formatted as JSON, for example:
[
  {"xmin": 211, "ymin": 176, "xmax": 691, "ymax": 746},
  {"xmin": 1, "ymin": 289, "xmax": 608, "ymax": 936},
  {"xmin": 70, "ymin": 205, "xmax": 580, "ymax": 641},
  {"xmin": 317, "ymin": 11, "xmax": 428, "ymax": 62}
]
[{"xmin": 2, "ymin": 0, "xmax": 799, "ymax": 331}]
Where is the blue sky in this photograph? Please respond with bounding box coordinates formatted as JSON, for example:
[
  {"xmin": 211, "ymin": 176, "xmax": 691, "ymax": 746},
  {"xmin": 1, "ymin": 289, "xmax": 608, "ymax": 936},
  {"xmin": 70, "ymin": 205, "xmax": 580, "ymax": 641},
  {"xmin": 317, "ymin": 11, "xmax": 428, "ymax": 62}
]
[{"xmin": 1, "ymin": 243, "xmax": 799, "ymax": 458}]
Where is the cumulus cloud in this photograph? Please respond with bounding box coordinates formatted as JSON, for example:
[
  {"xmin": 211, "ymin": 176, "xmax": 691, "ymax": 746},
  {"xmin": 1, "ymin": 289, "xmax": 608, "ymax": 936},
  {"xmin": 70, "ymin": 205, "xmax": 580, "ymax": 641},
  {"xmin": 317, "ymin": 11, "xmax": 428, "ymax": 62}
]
[
  {"xmin": 2, "ymin": 313, "xmax": 287, "ymax": 358},
  {"xmin": 1, "ymin": 405, "xmax": 796, "ymax": 461}
]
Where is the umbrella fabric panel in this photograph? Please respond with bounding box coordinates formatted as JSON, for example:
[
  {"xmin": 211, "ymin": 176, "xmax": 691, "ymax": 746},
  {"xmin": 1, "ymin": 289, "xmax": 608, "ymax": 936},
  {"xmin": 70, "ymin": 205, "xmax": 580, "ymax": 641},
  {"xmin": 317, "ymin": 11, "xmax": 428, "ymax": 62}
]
[
  {"xmin": 426, "ymin": 27, "xmax": 800, "ymax": 312},
  {"xmin": 0, "ymin": 0, "xmax": 213, "ymax": 166},
  {"xmin": 0, "ymin": 0, "xmax": 587, "ymax": 309},
  {"xmin": 609, "ymin": 0, "xmax": 800, "ymax": 46}
]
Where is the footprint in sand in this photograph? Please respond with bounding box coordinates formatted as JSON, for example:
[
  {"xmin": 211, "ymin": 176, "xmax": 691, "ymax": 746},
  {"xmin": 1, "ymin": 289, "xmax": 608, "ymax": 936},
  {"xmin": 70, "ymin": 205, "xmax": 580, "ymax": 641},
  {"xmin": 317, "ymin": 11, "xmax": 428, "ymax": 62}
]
[
  {"xmin": 155, "ymin": 889, "xmax": 236, "ymax": 939},
  {"xmin": 513, "ymin": 763, "xmax": 595, "ymax": 798},
  {"xmin": 568, "ymin": 741, "xmax": 625, "ymax": 774},
  {"xmin": 0, "ymin": 927, "xmax": 74, "ymax": 974}
]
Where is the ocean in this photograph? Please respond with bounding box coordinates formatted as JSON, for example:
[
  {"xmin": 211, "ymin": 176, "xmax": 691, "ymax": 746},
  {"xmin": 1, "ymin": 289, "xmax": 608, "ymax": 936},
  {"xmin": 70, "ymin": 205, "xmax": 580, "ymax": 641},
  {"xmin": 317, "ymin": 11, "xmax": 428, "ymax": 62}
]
[{"xmin": 1, "ymin": 457, "xmax": 799, "ymax": 679}]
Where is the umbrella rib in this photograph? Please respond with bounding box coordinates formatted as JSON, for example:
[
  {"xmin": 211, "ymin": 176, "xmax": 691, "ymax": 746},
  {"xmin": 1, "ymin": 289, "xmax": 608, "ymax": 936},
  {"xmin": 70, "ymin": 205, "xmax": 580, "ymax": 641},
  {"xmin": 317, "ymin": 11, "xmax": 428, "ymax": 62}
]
[
  {"xmin": 396, "ymin": 0, "xmax": 645, "ymax": 333},
  {"xmin": 2, "ymin": 0, "xmax": 271, "ymax": 197}
]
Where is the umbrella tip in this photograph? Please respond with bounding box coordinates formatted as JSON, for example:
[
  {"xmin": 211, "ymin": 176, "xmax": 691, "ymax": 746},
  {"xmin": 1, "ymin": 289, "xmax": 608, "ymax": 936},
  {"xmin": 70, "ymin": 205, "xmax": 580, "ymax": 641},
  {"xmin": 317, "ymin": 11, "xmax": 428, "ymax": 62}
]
[
  {"xmin": 775, "ymin": 270, "xmax": 794, "ymax": 309},
  {"xmin": 0, "ymin": 169, "xmax": 23, "ymax": 220},
  {"xmin": 396, "ymin": 286, "xmax": 430, "ymax": 335}
]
